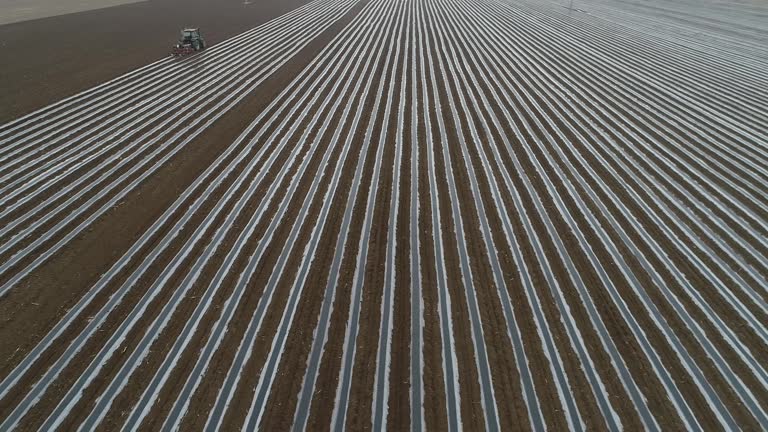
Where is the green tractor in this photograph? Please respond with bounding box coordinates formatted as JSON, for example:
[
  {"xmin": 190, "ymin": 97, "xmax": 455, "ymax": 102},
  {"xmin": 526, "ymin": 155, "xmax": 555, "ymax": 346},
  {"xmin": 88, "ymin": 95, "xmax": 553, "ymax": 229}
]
[{"xmin": 172, "ymin": 28, "xmax": 206, "ymax": 56}]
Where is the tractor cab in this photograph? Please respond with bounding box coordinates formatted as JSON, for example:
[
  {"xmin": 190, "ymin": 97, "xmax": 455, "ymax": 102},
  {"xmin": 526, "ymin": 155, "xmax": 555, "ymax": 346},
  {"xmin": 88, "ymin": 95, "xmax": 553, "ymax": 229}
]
[{"xmin": 172, "ymin": 28, "xmax": 206, "ymax": 56}]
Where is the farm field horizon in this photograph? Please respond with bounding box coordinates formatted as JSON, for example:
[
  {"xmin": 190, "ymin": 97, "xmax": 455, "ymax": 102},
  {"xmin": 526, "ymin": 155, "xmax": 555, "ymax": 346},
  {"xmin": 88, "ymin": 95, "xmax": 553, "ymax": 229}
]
[
  {"xmin": 0, "ymin": 0, "xmax": 147, "ymax": 26},
  {"xmin": 0, "ymin": 0, "xmax": 766, "ymax": 430}
]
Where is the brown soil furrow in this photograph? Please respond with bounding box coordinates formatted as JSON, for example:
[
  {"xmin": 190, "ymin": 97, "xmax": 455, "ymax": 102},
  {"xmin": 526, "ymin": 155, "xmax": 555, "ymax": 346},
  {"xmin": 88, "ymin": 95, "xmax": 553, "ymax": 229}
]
[
  {"xmin": 413, "ymin": 4, "xmax": 449, "ymax": 428},
  {"xmin": 427, "ymin": 3, "xmax": 534, "ymax": 430}
]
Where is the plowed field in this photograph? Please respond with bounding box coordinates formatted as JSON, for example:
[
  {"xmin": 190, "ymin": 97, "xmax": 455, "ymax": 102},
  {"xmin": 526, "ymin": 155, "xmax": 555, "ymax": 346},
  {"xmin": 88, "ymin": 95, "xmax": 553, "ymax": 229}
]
[{"xmin": 1, "ymin": 0, "xmax": 767, "ymax": 430}]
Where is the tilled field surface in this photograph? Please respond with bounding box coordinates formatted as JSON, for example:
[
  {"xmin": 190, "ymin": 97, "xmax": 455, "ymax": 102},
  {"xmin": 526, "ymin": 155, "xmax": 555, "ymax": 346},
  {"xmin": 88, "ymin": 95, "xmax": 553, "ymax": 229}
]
[
  {"xmin": 0, "ymin": 0, "xmax": 314, "ymax": 123},
  {"xmin": 1, "ymin": 0, "xmax": 767, "ymax": 430}
]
